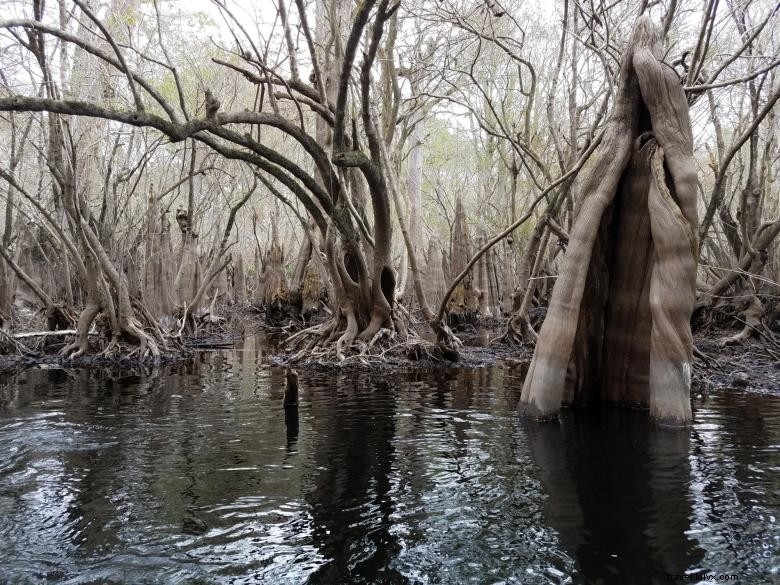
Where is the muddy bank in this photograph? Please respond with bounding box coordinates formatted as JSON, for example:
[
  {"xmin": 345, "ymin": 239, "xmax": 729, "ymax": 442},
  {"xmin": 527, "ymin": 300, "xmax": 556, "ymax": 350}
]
[
  {"xmin": 270, "ymin": 342, "xmax": 528, "ymax": 373},
  {"xmin": 0, "ymin": 305, "xmax": 265, "ymax": 374},
  {"xmin": 1, "ymin": 311, "xmax": 778, "ymax": 397},
  {"xmin": 0, "ymin": 350, "xmax": 193, "ymax": 374},
  {"xmin": 695, "ymin": 333, "xmax": 780, "ymax": 394}
]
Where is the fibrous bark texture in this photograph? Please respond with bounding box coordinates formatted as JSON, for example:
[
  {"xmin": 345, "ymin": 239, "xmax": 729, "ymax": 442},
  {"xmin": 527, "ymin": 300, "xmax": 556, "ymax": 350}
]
[
  {"xmin": 174, "ymin": 234, "xmax": 201, "ymax": 308},
  {"xmin": 262, "ymin": 235, "xmax": 289, "ymax": 319},
  {"xmin": 262, "ymin": 244, "xmax": 287, "ymax": 303},
  {"xmin": 143, "ymin": 196, "xmax": 176, "ymax": 325},
  {"xmin": 476, "ymin": 234, "xmax": 491, "ymax": 317},
  {"xmin": 447, "ymin": 198, "xmax": 478, "ymax": 321},
  {"xmin": 233, "ymin": 253, "xmax": 248, "ymax": 306},
  {"xmin": 519, "ymin": 16, "xmax": 698, "ymax": 425},
  {"xmin": 0, "ymin": 259, "xmax": 11, "ymax": 329},
  {"xmin": 423, "ymin": 237, "xmax": 447, "ymax": 309},
  {"xmin": 301, "ymin": 264, "xmax": 321, "ymax": 314}
]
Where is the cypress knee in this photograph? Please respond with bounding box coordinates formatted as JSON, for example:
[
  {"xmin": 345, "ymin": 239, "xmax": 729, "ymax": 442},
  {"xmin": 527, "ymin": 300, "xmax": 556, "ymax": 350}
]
[{"xmin": 284, "ymin": 366, "xmax": 299, "ymax": 407}]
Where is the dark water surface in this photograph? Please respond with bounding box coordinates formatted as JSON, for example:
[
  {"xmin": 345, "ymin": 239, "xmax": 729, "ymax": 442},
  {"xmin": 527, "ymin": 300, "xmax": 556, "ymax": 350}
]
[{"xmin": 0, "ymin": 336, "xmax": 777, "ymax": 584}]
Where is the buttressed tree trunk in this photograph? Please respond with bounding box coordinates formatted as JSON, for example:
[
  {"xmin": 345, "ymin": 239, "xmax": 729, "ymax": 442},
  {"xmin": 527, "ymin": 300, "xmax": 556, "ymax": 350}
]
[
  {"xmin": 262, "ymin": 217, "xmax": 289, "ymax": 320},
  {"xmin": 289, "ymin": 236, "xmax": 312, "ymax": 315},
  {"xmin": 423, "ymin": 236, "xmax": 447, "ymax": 309},
  {"xmin": 447, "ymin": 198, "xmax": 478, "ymax": 322},
  {"xmin": 143, "ymin": 194, "xmax": 176, "ymax": 325},
  {"xmin": 302, "ymin": 264, "xmax": 322, "ymax": 314},
  {"xmin": 518, "ymin": 17, "xmax": 698, "ymax": 425},
  {"xmin": 233, "ymin": 252, "xmax": 248, "ymax": 306},
  {"xmin": 174, "ymin": 209, "xmax": 201, "ymax": 309}
]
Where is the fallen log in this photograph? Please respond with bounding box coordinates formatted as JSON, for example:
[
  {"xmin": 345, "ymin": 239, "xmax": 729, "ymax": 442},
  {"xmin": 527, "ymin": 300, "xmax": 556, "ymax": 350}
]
[{"xmin": 12, "ymin": 329, "xmax": 97, "ymax": 339}]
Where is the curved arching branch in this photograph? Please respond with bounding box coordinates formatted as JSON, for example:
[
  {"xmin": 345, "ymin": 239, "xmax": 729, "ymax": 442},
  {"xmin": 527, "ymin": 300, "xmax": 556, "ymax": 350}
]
[{"xmin": 194, "ymin": 134, "xmax": 329, "ymax": 236}]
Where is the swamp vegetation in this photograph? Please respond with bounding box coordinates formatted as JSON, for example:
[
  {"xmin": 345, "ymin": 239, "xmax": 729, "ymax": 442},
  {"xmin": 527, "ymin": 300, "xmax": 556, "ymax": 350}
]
[
  {"xmin": 0, "ymin": 0, "xmax": 777, "ymax": 413},
  {"xmin": 0, "ymin": 0, "xmax": 779, "ymax": 580}
]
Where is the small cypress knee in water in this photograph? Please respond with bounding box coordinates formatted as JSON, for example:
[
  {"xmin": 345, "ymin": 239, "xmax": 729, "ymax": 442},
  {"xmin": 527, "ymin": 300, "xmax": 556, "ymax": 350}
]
[{"xmin": 284, "ymin": 367, "xmax": 299, "ymax": 407}]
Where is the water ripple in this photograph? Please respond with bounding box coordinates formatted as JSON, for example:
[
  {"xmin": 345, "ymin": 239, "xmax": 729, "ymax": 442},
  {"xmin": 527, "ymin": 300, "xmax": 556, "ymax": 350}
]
[{"xmin": 0, "ymin": 347, "xmax": 777, "ymax": 583}]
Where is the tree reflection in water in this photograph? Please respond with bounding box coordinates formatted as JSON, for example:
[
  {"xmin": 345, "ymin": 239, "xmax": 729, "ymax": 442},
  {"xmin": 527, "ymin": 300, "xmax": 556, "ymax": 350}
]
[
  {"xmin": 526, "ymin": 408, "xmax": 704, "ymax": 584},
  {"xmin": 0, "ymin": 345, "xmax": 777, "ymax": 583}
]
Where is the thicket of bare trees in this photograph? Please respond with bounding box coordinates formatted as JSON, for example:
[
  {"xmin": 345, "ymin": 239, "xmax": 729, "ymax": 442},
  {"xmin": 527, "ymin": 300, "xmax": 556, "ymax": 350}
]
[{"xmin": 0, "ymin": 0, "xmax": 778, "ymax": 418}]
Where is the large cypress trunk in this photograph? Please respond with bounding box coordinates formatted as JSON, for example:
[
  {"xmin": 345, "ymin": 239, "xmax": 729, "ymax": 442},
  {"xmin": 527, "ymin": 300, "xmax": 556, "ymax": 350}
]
[
  {"xmin": 447, "ymin": 198, "xmax": 478, "ymax": 324},
  {"xmin": 262, "ymin": 217, "xmax": 290, "ymax": 324},
  {"xmin": 301, "ymin": 263, "xmax": 322, "ymax": 315},
  {"xmin": 233, "ymin": 253, "xmax": 248, "ymax": 306},
  {"xmin": 143, "ymin": 195, "xmax": 176, "ymax": 325},
  {"xmin": 423, "ymin": 236, "xmax": 447, "ymax": 310},
  {"xmin": 518, "ymin": 17, "xmax": 698, "ymax": 425},
  {"xmin": 174, "ymin": 233, "xmax": 201, "ymax": 308}
]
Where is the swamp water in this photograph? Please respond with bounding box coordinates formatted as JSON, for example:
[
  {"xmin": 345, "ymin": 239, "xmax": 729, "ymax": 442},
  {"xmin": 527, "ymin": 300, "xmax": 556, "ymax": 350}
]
[{"xmin": 0, "ymin": 335, "xmax": 777, "ymax": 584}]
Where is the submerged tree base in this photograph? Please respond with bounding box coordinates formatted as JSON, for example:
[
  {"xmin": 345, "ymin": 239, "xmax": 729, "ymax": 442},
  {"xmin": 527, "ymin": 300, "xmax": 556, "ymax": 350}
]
[{"xmin": 518, "ymin": 17, "xmax": 699, "ymax": 424}]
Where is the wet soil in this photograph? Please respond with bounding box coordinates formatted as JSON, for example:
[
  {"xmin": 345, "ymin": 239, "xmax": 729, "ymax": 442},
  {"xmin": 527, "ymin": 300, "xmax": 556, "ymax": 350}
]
[
  {"xmin": 694, "ymin": 331, "xmax": 780, "ymax": 395},
  {"xmin": 0, "ymin": 350, "xmax": 192, "ymax": 374},
  {"xmin": 2, "ymin": 312, "xmax": 777, "ymax": 396}
]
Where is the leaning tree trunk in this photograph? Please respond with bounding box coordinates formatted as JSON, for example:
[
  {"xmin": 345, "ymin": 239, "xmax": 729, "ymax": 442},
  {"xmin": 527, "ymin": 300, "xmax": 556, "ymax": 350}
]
[
  {"xmin": 209, "ymin": 245, "xmax": 232, "ymax": 305},
  {"xmin": 506, "ymin": 219, "xmax": 549, "ymax": 344},
  {"xmin": 519, "ymin": 16, "xmax": 698, "ymax": 425}
]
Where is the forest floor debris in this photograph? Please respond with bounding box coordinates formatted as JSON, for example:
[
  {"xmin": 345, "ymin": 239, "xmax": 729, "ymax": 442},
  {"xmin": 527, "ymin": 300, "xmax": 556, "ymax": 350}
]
[
  {"xmin": 694, "ymin": 330, "xmax": 779, "ymax": 395},
  {"xmin": 1, "ymin": 310, "xmax": 778, "ymax": 398}
]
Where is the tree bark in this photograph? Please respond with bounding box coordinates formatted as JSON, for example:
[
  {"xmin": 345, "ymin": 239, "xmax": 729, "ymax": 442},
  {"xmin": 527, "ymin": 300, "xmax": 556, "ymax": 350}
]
[
  {"xmin": 233, "ymin": 252, "xmax": 248, "ymax": 306},
  {"xmin": 519, "ymin": 17, "xmax": 698, "ymax": 425},
  {"xmin": 423, "ymin": 237, "xmax": 447, "ymax": 310},
  {"xmin": 447, "ymin": 198, "xmax": 477, "ymax": 323},
  {"xmin": 143, "ymin": 193, "xmax": 176, "ymax": 325}
]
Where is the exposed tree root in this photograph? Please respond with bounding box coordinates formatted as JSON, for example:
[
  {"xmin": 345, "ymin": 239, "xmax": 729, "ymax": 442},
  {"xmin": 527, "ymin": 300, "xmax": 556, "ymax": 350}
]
[
  {"xmin": 285, "ymin": 307, "xmax": 419, "ymax": 365},
  {"xmin": 101, "ymin": 337, "xmax": 120, "ymax": 358},
  {"xmin": 283, "ymin": 303, "xmax": 467, "ymax": 367},
  {"xmin": 60, "ymin": 302, "xmax": 102, "ymax": 358},
  {"xmin": 285, "ymin": 324, "xmax": 455, "ymax": 368},
  {"xmin": 695, "ymin": 294, "xmax": 779, "ymax": 351},
  {"xmin": 720, "ymin": 297, "xmax": 764, "ymax": 346},
  {"xmin": 492, "ymin": 307, "xmax": 545, "ymax": 347},
  {"xmin": 49, "ymin": 296, "xmax": 177, "ymax": 361}
]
